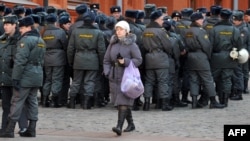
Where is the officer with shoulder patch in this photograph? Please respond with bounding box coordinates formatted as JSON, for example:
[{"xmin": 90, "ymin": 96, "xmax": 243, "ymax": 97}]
[
  {"xmin": 230, "ymin": 10, "xmax": 250, "ymax": 100},
  {"xmin": 67, "ymin": 11, "xmax": 106, "ymax": 109},
  {"xmin": 209, "ymin": 9, "xmax": 242, "ymax": 107},
  {"xmin": 184, "ymin": 12, "xmax": 224, "ymax": 109},
  {"xmin": 42, "ymin": 14, "xmax": 67, "ymax": 108},
  {"xmin": 0, "ymin": 16, "xmax": 46, "ymax": 138},
  {"xmin": 203, "ymin": 5, "xmax": 222, "ymax": 35},
  {"xmin": 142, "ymin": 10, "xmax": 174, "ymax": 111}
]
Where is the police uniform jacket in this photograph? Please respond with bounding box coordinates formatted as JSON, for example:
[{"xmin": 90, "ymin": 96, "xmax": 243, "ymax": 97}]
[
  {"xmin": 103, "ymin": 33, "xmax": 142, "ymax": 106},
  {"xmin": 209, "ymin": 20, "xmax": 242, "ymax": 69},
  {"xmin": 203, "ymin": 15, "xmax": 220, "ymax": 34},
  {"xmin": 12, "ymin": 29, "xmax": 46, "ymax": 87},
  {"xmin": 68, "ymin": 17, "xmax": 84, "ymax": 37},
  {"xmin": 185, "ymin": 22, "xmax": 212, "ymax": 70},
  {"xmin": 0, "ymin": 31, "xmax": 19, "ymax": 86},
  {"xmin": 67, "ymin": 24, "xmax": 106, "ymax": 70},
  {"xmin": 175, "ymin": 17, "xmax": 192, "ymax": 38},
  {"xmin": 43, "ymin": 24, "xmax": 67, "ymax": 66},
  {"xmin": 142, "ymin": 21, "xmax": 172, "ymax": 69}
]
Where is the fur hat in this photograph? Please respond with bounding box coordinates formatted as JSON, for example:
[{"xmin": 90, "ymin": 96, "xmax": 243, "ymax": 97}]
[
  {"xmin": 3, "ymin": 15, "xmax": 18, "ymax": 24},
  {"xmin": 90, "ymin": 3, "xmax": 99, "ymax": 10},
  {"xmin": 18, "ymin": 16, "xmax": 34, "ymax": 27},
  {"xmin": 30, "ymin": 14, "xmax": 41, "ymax": 24},
  {"xmin": 82, "ymin": 11, "xmax": 96, "ymax": 23},
  {"xmin": 13, "ymin": 5, "xmax": 26, "ymax": 15},
  {"xmin": 163, "ymin": 20, "xmax": 172, "ymax": 31},
  {"xmin": 95, "ymin": 14, "xmax": 107, "ymax": 25},
  {"xmin": 181, "ymin": 8, "xmax": 193, "ymax": 17},
  {"xmin": 144, "ymin": 3, "xmax": 156, "ymax": 18},
  {"xmin": 32, "ymin": 6, "xmax": 45, "ymax": 14},
  {"xmin": 0, "ymin": 4, "xmax": 6, "ymax": 12},
  {"xmin": 171, "ymin": 11, "xmax": 182, "ymax": 18},
  {"xmin": 196, "ymin": 7, "xmax": 207, "ymax": 13},
  {"xmin": 59, "ymin": 16, "xmax": 71, "ymax": 24},
  {"xmin": 125, "ymin": 10, "xmax": 139, "ymax": 19},
  {"xmin": 220, "ymin": 8, "xmax": 232, "ymax": 19},
  {"xmin": 137, "ymin": 10, "xmax": 145, "ymax": 19},
  {"xmin": 37, "ymin": 12, "xmax": 48, "ymax": 26},
  {"xmin": 110, "ymin": 6, "xmax": 121, "ymax": 13},
  {"xmin": 25, "ymin": 8, "xmax": 33, "ymax": 16},
  {"xmin": 157, "ymin": 7, "xmax": 167, "ymax": 14},
  {"xmin": 115, "ymin": 20, "xmax": 130, "ymax": 33},
  {"xmin": 4, "ymin": 7, "xmax": 12, "ymax": 16},
  {"xmin": 245, "ymin": 9, "xmax": 250, "ymax": 16},
  {"xmin": 75, "ymin": 4, "xmax": 88, "ymax": 15},
  {"xmin": 190, "ymin": 12, "xmax": 203, "ymax": 22},
  {"xmin": 150, "ymin": 10, "xmax": 163, "ymax": 21},
  {"xmin": 232, "ymin": 10, "xmax": 244, "ymax": 21},
  {"xmin": 210, "ymin": 5, "xmax": 222, "ymax": 15},
  {"xmin": 46, "ymin": 13, "xmax": 57, "ymax": 23},
  {"xmin": 47, "ymin": 6, "xmax": 57, "ymax": 14}
]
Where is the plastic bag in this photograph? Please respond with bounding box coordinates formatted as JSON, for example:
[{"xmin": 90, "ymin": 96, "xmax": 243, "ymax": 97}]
[{"xmin": 121, "ymin": 61, "xmax": 144, "ymax": 99}]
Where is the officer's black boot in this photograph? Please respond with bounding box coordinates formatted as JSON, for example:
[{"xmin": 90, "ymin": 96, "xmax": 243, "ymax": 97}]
[
  {"xmin": 217, "ymin": 92, "xmax": 224, "ymax": 105},
  {"xmin": 68, "ymin": 96, "xmax": 76, "ymax": 109},
  {"xmin": 192, "ymin": 96, "xmax": 203, "ymax": 109},
  {"xmin": 209, "ymin": 96, "xmax": 225, "ymax": 109},
  {"xmin": 112, "ymin": 106, "xmax": 127, "ymax": 136},
  {"xmin": 82, "ymin": 96, "xmax": 91, "ymax": 109},
  {"xmin": 143, "ymin": 97, "xmax": 150, "ymax": 111},
  {"xmin": 198, "ymin": 92, "xmax": 209, "ymax": 107},
  {"xmin": 181, "ymin": 91, "xmax": 192, "ymax": 104},
  {"xmin": 162, "ymin": 98, "xmax": 174, "ymax": 111},
  {"xmin": 42, "ymin": 95, "xmax": 50, "ymax": 107},
  {"xmin": 0, "ymin": 119, "xmax": 16, "ymax": 138},
  {"xmin": 224, "ymin": 93, "xmax": 229, "ymax": 107},
  {"xmin": 20, "ymin": 120, "xmax": 36, "ymax": 137},
  {"xmin": 123, "ymin": 108, "xmax": 135, "ymax": 132},
  {"xmin": 50, "ymin": 95, "xmax": 60, "ymax": 108},
  {"xmin": 230, "ymin": 90, "xmax": 243, "ymax": 100},
  {"xmin": 173, "ymin": 93, "xmax": 188, "ymax": 107},
  {"xmin": 243, "ymin": 78, "xmax": 249, "ymax": 94}
]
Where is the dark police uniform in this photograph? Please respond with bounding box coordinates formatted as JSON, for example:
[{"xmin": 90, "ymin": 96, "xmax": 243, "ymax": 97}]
[
  {"xmin": 209, "ymin": 9, "xmax": 242, "ymax": 107},
  {"xmin": 67, "ymin": 11, "xmax": 106, "ymax": 109},
  {"xmin": 0, "ymin": 16, "xmax": 46, "ymax": 138},
  {"xmin": 42, "ymin": 14, "xmax": 67, "ymax": 107}
]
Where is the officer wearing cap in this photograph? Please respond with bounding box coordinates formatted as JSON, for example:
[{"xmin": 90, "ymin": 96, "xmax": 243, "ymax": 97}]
[
  {"xmin": 0, "ymin": 15, "xmax": 29, "ymax": 135},
  {"xmin": 203, "ymin": 5, "xmax": 222, "ymax": 34},
  {"xmin": 209, "ymin": 8, "xmax": 242, "ymax": 107},
  {"xmin": 230, "ymin": 10, "xmax": 250, "ymax": 100},
  {"xmin": 0, "ymin": 3, "xmax": 6, "ymax": 35},
  {"xmin": 157, "ymin": 6, "xmax": 168, "ymax": 16},
  {"xmin": 42, "ymin": 14, "xmax": 67, "ymax": 108},
  {"xmin": 171, "ymin": 10, "xmax": 182, "ymax": 22},
  {"xmin": 110, "ymin": 5, "xmax": 123, "ymax": 21},
  {"xmin": 196, "ymin": 7, "xmax": 207, "ymax": 18},
  {"xmin": 142, "ymin": 10, "xmax": 174, "ymax": 111},
  {"xmin": 68, "ymin": 3, "xmax": 88, "ymax": 37},
  {"xmin": 13, "ymin": 5, "xmax": 26, "ymax": 19},
  {"xmin": 144, "ymin": 3, "xmax": 156, "ymax": 25},
  {"xmin": 0, "ymin": 16, "xmax": 46, "ymax": 138},
  {"xmin": 175, "ymin": 8, "xmax": 193, "ymax": 104},
  {"xmin": 67, "ymin": 11, "xmax": 106, "ymax": 109},
  {"xmin": 184, "ymin": 12, "xmax": 224, "ymax": 109}
]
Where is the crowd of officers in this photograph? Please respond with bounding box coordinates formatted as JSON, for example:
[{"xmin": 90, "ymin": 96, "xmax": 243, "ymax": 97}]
[{"xmin": 0, "ymin": 1, "xmax": 250, "ymax": 137}]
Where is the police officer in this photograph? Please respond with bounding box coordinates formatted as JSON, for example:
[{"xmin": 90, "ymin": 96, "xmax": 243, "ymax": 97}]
[
  {"xmin": 0, "ymin": 16, "xmax": 45, "ymax": 138},
  {"xmin": 203, "ymin": 5, "xmax": 222, "ymax": 35},
  {"xmin": 184, "ymin": 12, "xmax": 224, "ymax": 109},
  {"xmin": 230, "ymin": 10, "xmax": 250, "ymax": 100},
  {"xmin": 0, "ymin": 15, "xmax": 29, "ymax": 135},
  {"xmin": 209, "ymin": 9, "xmax": 242, "ymax": 107},
  {"xmin": 67, "ymin": 11, "xmax": 106, "ymax": 109},
  {"xmin": 143, "ymin": 4, "xmax": 157, "ymax": 25},
  {"xmin": 42, "ymin": 14, "xmax": 67, "ymax": 108},
  {"xmin": 12, "ymin": 5, "xmax": 26, "ymax": 19},
  {"xmin": 142, "ymin": 10, "xmax": 174, "ymax": 111},
  {"xmin": 110, "ymin": 5, "xmax": 123, "ymax": 21}
]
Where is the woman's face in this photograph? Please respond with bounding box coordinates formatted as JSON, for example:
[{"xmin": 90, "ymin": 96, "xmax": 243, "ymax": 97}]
[{"xmin": 115, "ymin": 26, "xmax": 127, "ymax": 38}]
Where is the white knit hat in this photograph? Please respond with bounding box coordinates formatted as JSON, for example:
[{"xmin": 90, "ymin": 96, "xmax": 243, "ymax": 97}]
[{"xmin": 115, "ymin": 20, "xmax": 130, "ymax": 33}]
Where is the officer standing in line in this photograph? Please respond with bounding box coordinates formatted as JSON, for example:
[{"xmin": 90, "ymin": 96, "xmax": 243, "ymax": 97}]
[
  {"xmin": 142, "ymin": 10, "xmax": 174, "ymax": 111},
  {"xmin": 184, "ymin": 12, "xmax": 224, "ymax": 109},
  {"xmin": 110, "ymin": 6, "xmax": 123, "ymax": 21},
  {"xmin": 42, "ymin": 14, "xmax": 67, "ymax": 108},
  {"xmin": 67, "ymin": 11, "xmax": 106, "ymax": 109},
  {"xmin": 0, "ymin": 16, "xmax": 46, "ymax": 138},
  {"xmin": 209, "ymin": 9, "xmax": 242, "ymax": 107},
  {"xmin": 175, "ymin": 8, "xmax": 194, "ymax": 104},
  {"xmin": 143, "ymin": 4, "xmax": 157, "ymax": 25},
  {"xmin": 0, "ymin": 15, "xmax": 29, "ymax": 135},
  {"xmin": 0, "ymin": 3, "xmax": 5, "ymax": 36},
  {"xmin": 12, "ymin": 5, "xmax": 26, "ymax": 19},
  {"xmin": 230, "ymin": 10, "xmax": 250, "ymax": 100}
]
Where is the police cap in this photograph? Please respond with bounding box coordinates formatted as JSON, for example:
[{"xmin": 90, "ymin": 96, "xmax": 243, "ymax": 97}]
[
  {"xmin": 125, "ymin": 10, "xmax": 139, "ymax": 19},
  {"xmin": 181, "ymin": 8, "xmax": 193, "ymax": 17},
  {"xmin": 46, "ymin": 13, "xmax": 57, "ymax": 23},
  {"xmin": 59, "ymin": 16, "xmax": 71, "ymax": 25},
  {"xmin": 190, "ymin": 12, "xmax": 203, "ymax": 22},
  {"xmin": 171, "ymin": 11, "xmax": 182, "ymax": 18},
  {"xmin": 82, "ymin": 11, "xmax": 96, "ymax": 23},
  {"xmin": 110, "ymin": 6, "xmax": 121, "ymax": 13},
  {"xmin": 210, "ymin": 5, "xmax": 222, "ymax": 15},
  {"xmin": 0, "ymin": 3, "xmax": 6, "ymax": 12},
  {"xmin": 150, "ymin": 10, "xmax": 163, "ymax": 21},
  {"xmin": 25, "ymin": 8, "xmax": 33, "ymax": 16},
  {"xmin": 137, "ymin": 10, "xmax": 145, "ymax": 19},
  {"xmin": 3, "ymin": 15, "xmax": 18, "ymax": 24},
  {"xmin": 13, "ymin": 5, "xmax": 26, "ymax": 15},
  {"xmin": 196, "ymin": 7, "xmax": 207, "ymax": 13},
  {"xmin": 75, "ymin": 4, "xmax": 88, "ymax": 15},
  {"xmin": 157, "ymin": 7, "xmax": 167, "ymax": 14},
  {"xmin": 220, "ymin": 8, "xmax": 232, "ymax": 19},
  {"xmin": 32, "ymin": 6, "xmax": 45, "ymax": 14},
  {"xmin": 47, "ymin": 6, "xmax": 57, "ymax": 14},
  {"xmin": 4, "ymin": 7, "xmax": 12, "ymax": 16},
  {"xmin": 18, "ymin": 16, "xmax": 34, "ymax": 27},
  {"xmin": 90, "ymin": 3, "xmax": 99, "ymax": 10},
  {"xmin": 30, "ymin": 14, "xmax": 41, "ymax": 24},
  {"xmin": 232, "ymin": 10, "xmax": 244, "ymax": 21}
]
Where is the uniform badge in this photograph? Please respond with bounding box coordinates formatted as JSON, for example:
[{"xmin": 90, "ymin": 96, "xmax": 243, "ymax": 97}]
[
  {"xmin": 20, "ymin": 43, "xmax": 24, "ymax": 48},
  {"xmin": 241, "ymin": 33, "xmax": 244, "ymax": 37},
  {"xmin": 204, "ymin": 35, "xmax": 208, "ymax": 39}
]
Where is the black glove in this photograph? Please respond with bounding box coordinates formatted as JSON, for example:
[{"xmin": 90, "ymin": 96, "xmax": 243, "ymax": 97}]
[
  {"xmin": 13, "ymin": 79, "xmax": 21, "ymax": 91},
  {"xmin": 116, "ymin": 53, "xmax": 123, "ymax": 59}
]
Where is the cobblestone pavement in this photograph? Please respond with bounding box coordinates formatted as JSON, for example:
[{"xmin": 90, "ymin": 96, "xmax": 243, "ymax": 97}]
[{"xmin": 0, "ymin": 93, "xmax": 249, "ymax": 141}]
